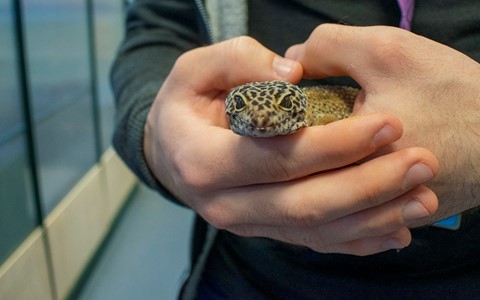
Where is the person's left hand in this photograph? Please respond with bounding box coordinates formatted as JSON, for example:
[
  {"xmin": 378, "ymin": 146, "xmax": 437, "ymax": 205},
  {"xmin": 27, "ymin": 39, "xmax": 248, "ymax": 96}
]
[{"xmin": 286, "ymin": 24, "xmax": 480, "ymax": 225}]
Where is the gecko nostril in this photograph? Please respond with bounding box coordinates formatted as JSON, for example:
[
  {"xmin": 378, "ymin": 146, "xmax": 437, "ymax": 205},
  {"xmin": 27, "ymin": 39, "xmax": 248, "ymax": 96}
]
[{"xmin": 251, "ymin": 112, "xmax": 271, "ymax": 127}]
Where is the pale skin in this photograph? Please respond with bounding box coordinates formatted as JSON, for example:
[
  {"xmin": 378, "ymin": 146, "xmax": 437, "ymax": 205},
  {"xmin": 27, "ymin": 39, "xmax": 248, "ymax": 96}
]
[
  {"xmin": 288, "ymin": 24, "xmax": 480, "ymax": 226},
  {"xmin": 144, "ymin": 24, "xmax": 479, "ymax": 256}
]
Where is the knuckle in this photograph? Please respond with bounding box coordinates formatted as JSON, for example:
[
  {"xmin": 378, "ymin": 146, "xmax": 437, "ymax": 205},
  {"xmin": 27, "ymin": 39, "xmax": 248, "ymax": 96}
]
[
  {"xmin": 228, "ymin": 225, "xmax": 255, "ymax": 237},
  {"xmin": 173, "ymin": 51, "xmax": 190, "ymax": 68},
  {"xmin": 173, "ymin": 162, "xmax": 207, "ymax": 191},
  {"xmin": 276, "ymin": 227, "xmax": 321, "ymax": 249},
  {"xmin": 233, "ymin": 35, "xmax": 259, "ymax": 46},
  {"xmin": 304, "ymin": 25, "xmax": 331, "ymax": 59},
  {"xmin": 285, "ymin": 197, "xmax": 328, "ymax": 227},
  {"xmin": 358, "ymin": 220, "xmax": 395, "ymax": 238},
  {"xmin": 172, "ymin": 150, "xmax": 215, "ymax": 194},
  {"xmin": 262, "ymin": 154, "xmax": 292, "ymax": 181},
  {"xmin": 170, "ymin": 50, "xmax": 195, "ymax": 78},
  {"xmin": 229, "ymin": 35, "xmax": 261, "ymax": 53},
  {"xmin": 276, "ymin": 227, "xmax": 294, "ymax": 243},
  {"xmin": 358, "ymin": 183, "xmax": 384, "ymax": 209},
  {"xmin": 306, "ymin": 23, "xmax": 348, "ymax": 58},
  {"xmin": 199, "ymin": 200, "xmax": 234, "ymax": 230},
  {"xmin": 259, "ymin": 146, "xmax": 301, "ymax": 182},
  {"xmin": 309, "ymin": 23, "xmax": 341, "ymax": 45},
  {"xmin": 366, "ymin": 29, "xmax": 419, "ymax": 72},
  {"xmin": 305, "ymin": 234, "xmax": 330, "ymax": 252},
  {"xmin": 225, "ymin": 35, "xmax": 261, "ymax": 64}
]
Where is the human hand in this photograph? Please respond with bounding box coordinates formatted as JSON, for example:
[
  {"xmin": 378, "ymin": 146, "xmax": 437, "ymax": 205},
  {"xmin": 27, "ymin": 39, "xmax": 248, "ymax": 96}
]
[
  {"xmin": 144, "ymin": 36, "xmax": 439, "ymax": 256},
  {"xmin": 287, "ymin": 24, "xmax": 480, "ymax": 224}
]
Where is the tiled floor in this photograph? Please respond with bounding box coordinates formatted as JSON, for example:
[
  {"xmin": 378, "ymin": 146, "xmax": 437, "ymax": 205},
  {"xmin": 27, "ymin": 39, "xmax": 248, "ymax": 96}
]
[{"xmin": 75, "ymin": 184, "xmax": 195, "ymax": 300}]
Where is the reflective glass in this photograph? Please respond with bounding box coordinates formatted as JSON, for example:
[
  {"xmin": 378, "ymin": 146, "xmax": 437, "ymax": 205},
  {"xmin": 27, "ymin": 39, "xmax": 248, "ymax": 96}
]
[
  {"xmin": 0, "ymin": 0, "xmax": 37, "ymax": 264},
  {"xmin": 94, "ymin": 0, "xmax": 124, "ymax": 151},
  {"xmin": 24, "ymin": 0, "xmax": 96, "ymax": 213}
]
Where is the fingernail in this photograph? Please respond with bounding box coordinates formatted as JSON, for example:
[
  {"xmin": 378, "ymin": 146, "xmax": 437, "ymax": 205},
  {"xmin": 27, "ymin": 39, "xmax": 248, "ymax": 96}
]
[
  {"xmin": 373, "ymin": 125, "xmax": 397, "ymax": 147},
  {"xmin": 272, "ymin": 56, "xmax": 297, "ymax": 79},
  {"xmin": 402, "ymin": 200, "xmax": 430, "ymax": 222},
  {"xmin": 404, "ymin": 163, "xmax": 434, "ymax": 187},
  {"xmin": 382, "ymin": 238, "xmax": 404, "ymax": 251}
]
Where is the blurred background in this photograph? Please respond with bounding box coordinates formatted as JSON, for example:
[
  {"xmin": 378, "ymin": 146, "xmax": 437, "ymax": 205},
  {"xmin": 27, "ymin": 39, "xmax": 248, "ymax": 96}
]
[{"xmin": 0, "ymin": 0, "xmax": 194, "ymax": 299}]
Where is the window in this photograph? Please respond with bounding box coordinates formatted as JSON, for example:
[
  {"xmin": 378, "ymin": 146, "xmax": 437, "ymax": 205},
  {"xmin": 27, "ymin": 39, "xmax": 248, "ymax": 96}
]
[
  {"xmin": 23, "ymin": 0, "xmax": 97, "ymax": 213},
  {"xmin": 0, "ymin": 0, "xmax": 37, "ymax": 263},
  {"xmin": 0, "ymin": 0, "xmax": 125, "ymax": 267}
]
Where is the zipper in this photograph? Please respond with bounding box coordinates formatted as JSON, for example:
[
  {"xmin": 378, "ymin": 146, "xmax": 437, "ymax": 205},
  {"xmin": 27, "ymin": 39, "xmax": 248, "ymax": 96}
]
[{"xmin": 194, "ymin": 0, "xmax": 214, "ymax": 44}]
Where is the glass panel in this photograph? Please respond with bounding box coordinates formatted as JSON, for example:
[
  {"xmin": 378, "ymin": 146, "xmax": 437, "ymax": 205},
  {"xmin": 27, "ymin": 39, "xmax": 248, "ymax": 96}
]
[
  {"xmin": 0, "ymin": 0, "xmax": 37, "ymax": 264},
  {"xmin": 23, "ymin": 0, "xmax": 96, "ymax": 214},
  {"xmin": 93, "ymin": 0, "xmax": 124, "ymax": 151},
  {"xmin": 0, "ymin": 3, "xmax": 22, "ymax": 139},
  {"xmin": 0, "ymin": 138, "xmax": 37, "ymax": 264}
]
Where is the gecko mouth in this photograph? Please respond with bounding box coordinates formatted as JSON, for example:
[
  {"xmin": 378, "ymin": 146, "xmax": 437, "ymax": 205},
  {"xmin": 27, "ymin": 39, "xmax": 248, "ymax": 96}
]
[
  {"xmin": 237, "ymin": 124, "xmax": 278, "ymax": 138},
  {"xmin": 229, "ymin": 115, "xmax": 287, "ymax": 137}
]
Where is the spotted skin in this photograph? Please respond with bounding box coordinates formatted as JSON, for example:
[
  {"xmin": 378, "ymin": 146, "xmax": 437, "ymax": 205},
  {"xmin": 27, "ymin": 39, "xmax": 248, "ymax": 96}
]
[{"xmin": 225, "ymin": 81, "xmax": 358, "ymax": 137}]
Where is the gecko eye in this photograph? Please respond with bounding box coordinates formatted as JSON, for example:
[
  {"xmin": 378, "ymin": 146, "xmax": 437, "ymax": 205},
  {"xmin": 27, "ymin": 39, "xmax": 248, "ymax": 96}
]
[
  {"xmin": 234, "ymin": 95, "xmax": 247, "ymax": 111},
  {"xmin": 278, "ymin": 94, "xmax": 293, "ymax": 111}
]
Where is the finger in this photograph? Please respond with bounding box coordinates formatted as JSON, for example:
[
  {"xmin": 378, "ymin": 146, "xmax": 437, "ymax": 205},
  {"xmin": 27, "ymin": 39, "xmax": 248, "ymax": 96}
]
[
  {"xmin": 230, "ymin": 113, "xmax": 403, "ymax": 182},
  {"xmin": 293, "ymin": 24, "xmax": 421, "ymax": 88},
  {"xmin": 182, "ymin": 112, "xmax": 403, "ymax": 192},
  {"xmin": 284, "ymin": 186, "xmax": 438, "ymax": 248},
  {"xmin": 231, "ymin": 185, "xmax": 436, "ymax": 246},
  {"xmin": 170, "ymin": 36, "xmax": 303, "ymax": 93},
  {"xmin": 320, "ymin": 228, "xmax": 412, "ymax": 256},
  {"xmin": 231, "ymin": 224, "xmax": 413, "ymax": 256},
  {"xmin": 326, "ymin": 185, "xmax": 438, "ymax": 237},
  {"xmin": 202, "ymin": 147, "xmax": 438, "ymax": 229}
]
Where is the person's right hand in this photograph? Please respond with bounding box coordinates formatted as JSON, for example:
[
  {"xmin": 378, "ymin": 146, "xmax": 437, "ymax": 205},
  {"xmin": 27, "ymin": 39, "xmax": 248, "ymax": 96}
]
[{"xmin": 143, "ymin": 36, "xmax": 439, "ymax": 256}]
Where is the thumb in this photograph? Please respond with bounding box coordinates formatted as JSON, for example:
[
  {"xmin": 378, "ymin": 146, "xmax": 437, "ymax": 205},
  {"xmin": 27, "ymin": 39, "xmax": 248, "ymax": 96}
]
[
  {"xmin": 291, "ymin": 24, "xmax": 425, "ymax": 89},
  {"xmin": 170, "ymin": 36, "xmax": 303, "ymax": 93}
]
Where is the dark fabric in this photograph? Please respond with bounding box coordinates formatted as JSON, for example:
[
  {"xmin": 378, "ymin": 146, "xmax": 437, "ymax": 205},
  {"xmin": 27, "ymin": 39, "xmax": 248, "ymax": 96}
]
[
  {"xmin": 248, "ymin": 0, "xmax": 401, "ymax": 55},
  {"xmin": 111, "ymin": 0, "xmax": 208, "ymax": 204},
  {"xmin": 248, "ymin": 0, "xmax": 480, "ymax": 60},
  {"xmin": 200, "ymin": 210, "xmax": 480, "ymax": 299}
]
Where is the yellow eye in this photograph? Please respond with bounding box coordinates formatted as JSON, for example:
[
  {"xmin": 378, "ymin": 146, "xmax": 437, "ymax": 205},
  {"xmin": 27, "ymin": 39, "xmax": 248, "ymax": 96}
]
[
  {"xmin": 234, "ymin": 95, "xmax": 247, "ymax": 111},
  {"xmin": 278, "ymin": 94, "xmax": 293, "ymax": 111}
]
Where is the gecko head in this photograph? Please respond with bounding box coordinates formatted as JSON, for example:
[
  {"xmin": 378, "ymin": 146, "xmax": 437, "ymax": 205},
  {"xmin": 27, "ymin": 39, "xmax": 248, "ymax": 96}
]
[{"xmin": 225, "ymin": 81, "xmax": 308, "ymax": 137}]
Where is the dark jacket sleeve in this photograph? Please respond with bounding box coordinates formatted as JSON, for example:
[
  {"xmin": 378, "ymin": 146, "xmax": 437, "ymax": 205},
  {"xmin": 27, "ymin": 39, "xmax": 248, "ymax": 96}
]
[{"xmin": 111, "ymin": 0, "xmax": 209, "ymax": 202}]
